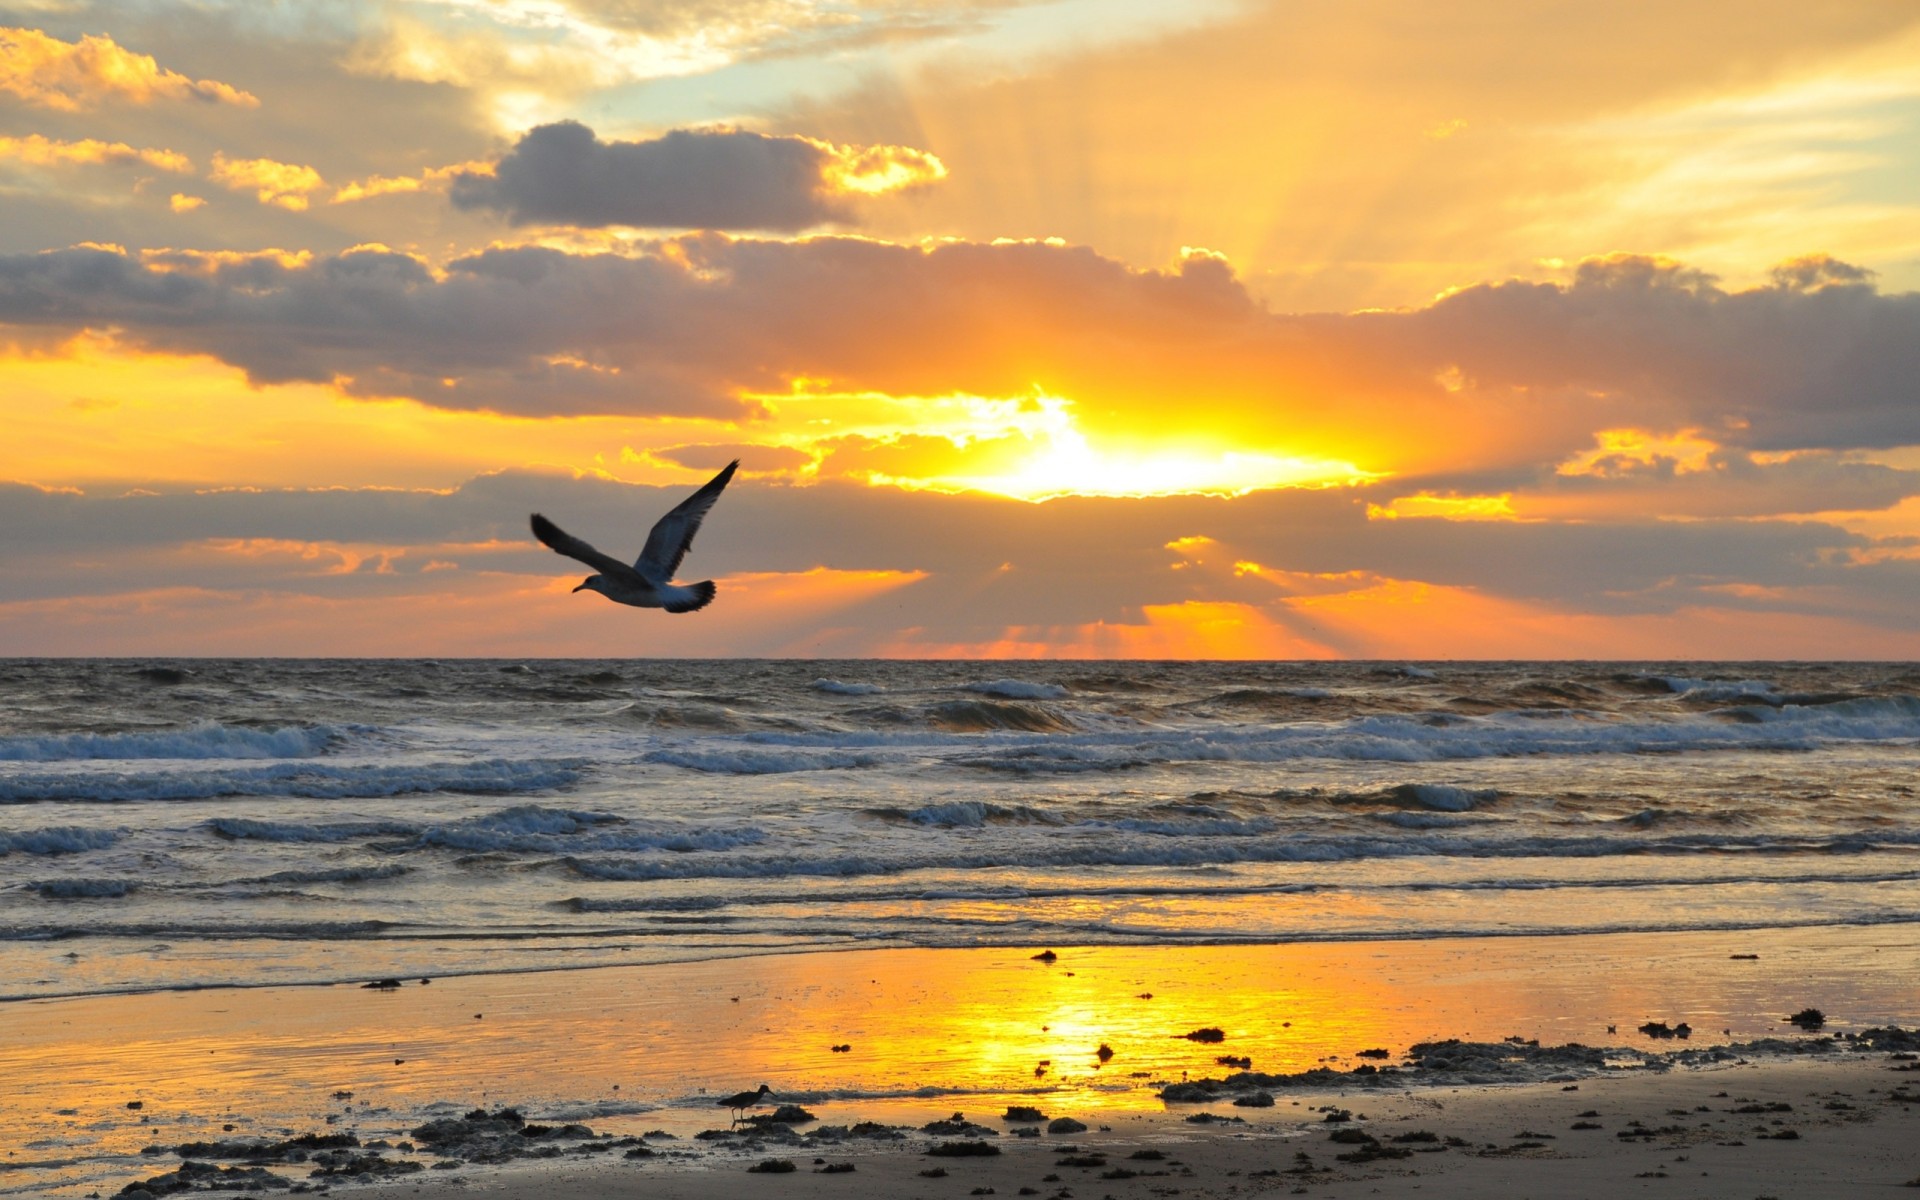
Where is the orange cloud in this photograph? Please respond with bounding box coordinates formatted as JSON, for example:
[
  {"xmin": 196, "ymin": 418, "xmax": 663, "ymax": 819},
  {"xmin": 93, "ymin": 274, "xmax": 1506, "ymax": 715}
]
[
  {"xmin": 0, "ymin": 27, "xmax": 258, "ymax": 110},
  {"xmin": 1367, "ymin": 493, "xmax": 1519, "ymax": 521},
  {"xmin": 0, "ymin": 566, "xmax": 928, "ymax": 656},
  {"xmin": 0, "ymin": 133, "xmax": 192, "ymax": 172},
  {"xmin": 1557, "ymin": 428, "xmax": 1720, "ymax": 478},
  {"xmin": 168, "ymin": 193, "xmax": 206, "ymax": 213},
  {"xmin": 331, "ymin": 160, "xmax": 490, "ymax": 204},
  {"xmin": 209, "ymin": 153, "xmax": 325, "ymax": 210}
]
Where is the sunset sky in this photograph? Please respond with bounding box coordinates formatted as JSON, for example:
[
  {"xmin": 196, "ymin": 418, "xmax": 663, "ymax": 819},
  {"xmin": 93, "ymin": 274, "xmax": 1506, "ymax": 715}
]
[{"xmin": 3, "ymin": 1, "xmax": 1918, "ymax": 657}]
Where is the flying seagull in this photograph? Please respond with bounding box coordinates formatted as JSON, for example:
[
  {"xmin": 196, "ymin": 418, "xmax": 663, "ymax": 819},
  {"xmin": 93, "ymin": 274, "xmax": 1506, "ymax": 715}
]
[{"xmin": 530, "ymin": 460, "xmax": 738, "ymax": 613}]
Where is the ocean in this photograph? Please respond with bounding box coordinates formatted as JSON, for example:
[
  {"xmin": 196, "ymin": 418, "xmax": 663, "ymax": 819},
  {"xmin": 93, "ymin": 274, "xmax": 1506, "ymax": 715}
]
[{"xmin": 4, "ymin": 658, "xmax": 1919, "ymax": 1002}]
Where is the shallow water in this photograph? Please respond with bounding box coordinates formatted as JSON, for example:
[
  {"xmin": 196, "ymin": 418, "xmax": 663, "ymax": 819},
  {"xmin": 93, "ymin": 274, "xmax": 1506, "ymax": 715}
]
[{"xmin": 2, "ymin": 659, "xmax": 1919, "ymax": 997}]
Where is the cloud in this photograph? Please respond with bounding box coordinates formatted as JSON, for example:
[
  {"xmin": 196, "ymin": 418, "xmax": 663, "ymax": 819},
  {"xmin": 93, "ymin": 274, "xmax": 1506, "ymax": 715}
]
[
  {"xmin": 331, "ymin": 161, "xmax": 488, "ymax": 205},
  {"xmin": 2, "ymin": 471, "xmax": 1916, "ymax": 657},
  {"xmin": 0, "ymin": 133, "xmax": 192, "ymax": 172},
  {"xmin": 450, "ymin": 122, "xmax": 945, "ymax": 231},
  {"xmin": 0, "ymin": 26, "xmax": 258, "ymax": 110},
  {"xmin": 649, "ymin": 442, "xmax": 814, "ymax": 474},
  {"xmin": 208, "ymin": 153, "xmax": 326, "ymax": 210},
  {"xmin": 0, "ymin": 239, "xmax": 1914, "ymax": 484}
]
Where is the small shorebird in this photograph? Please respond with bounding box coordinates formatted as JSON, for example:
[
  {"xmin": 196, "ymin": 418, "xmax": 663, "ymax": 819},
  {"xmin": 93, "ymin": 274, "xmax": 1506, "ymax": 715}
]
[
  {"xmin": 719, "ymin": 1083, "xmax": 773, "ymax": 1121},
  {"xmin": 531, "ymin": 461, "xmax": 737, "ymax": 613}
]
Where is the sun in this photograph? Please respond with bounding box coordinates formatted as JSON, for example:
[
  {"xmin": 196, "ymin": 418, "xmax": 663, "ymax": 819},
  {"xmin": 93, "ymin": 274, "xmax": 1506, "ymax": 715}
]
[{"xmin": 896, "ymin": 395, "xmax": 1377, "ymax": 501}]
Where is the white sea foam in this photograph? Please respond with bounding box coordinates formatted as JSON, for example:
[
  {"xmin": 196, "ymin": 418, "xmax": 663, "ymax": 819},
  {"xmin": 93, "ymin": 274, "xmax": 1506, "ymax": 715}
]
[
  {"xmin": 964, "ymin": 679, "xmax": 1070, "ymax": 700},
  {"xmin": 0, "ymin": 723, "xmax": 341, "ymax": 762},
  {"xmin": 1656, "ymin": 676, "xmax": 1780, "ymax": 700},
  {"xmin": 812, "ymin": 678, "xmax": 885, "ymax": 696}
]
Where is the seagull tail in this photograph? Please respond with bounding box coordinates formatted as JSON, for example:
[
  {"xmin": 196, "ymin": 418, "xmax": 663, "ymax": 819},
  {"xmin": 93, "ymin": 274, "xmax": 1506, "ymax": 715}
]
[{"xmin": 663, "ymin": 580, "xmax": 717, "ymax": 614}]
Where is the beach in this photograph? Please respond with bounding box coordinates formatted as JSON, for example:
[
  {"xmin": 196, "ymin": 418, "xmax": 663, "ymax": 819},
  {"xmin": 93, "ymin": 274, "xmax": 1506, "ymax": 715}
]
[
  {"xmin": 11, "ymin": 930, "xmax": 1920, "ymax": 1197},
  {"xmin": 5, "ymin": 659, "xmax": 1920, "ymax": 1196},
  {"xmin": 338, "ymin": 1057, "xmax": 1920, "ymax": 1200}
]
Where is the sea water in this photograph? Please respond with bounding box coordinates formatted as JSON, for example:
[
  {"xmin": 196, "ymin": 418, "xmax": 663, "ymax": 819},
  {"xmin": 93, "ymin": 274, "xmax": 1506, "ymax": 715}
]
[{"xmin": 4, "ymin": 658, "xmax": 1918, "ymax": 1001}]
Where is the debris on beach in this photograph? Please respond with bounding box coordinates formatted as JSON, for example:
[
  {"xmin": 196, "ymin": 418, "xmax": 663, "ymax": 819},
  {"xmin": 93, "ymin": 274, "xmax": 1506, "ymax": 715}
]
[
  {"xmin": 1180, "ymin": 1027, "xmax": 1226, "ymax": 1043},
  {"xmin": 926, "ymin": 1140, "xmax": 1001, "ymax": 1157},
  {"xmin": 1031, "ymin": 950, "xmax": 1058, "ymax": 962},
  {"xmin": 1788, "ymin": 1008, "xmax": 1827, "ymax": 1029},
  {"xmin": 117, "ymin": 1161, "xmax": 288, "ymax": 1196},
  {"xmin": 1046, "ymin": 1117, "xmax": 1088, "ymax": 1134},
  {"xmin": 744, "ymin": 1105, "xmax": 817, "ymax": 1127},
  {"xmin": 1002, "ymin": 1106, "xmax": 1046, "ymax": 1123},
  {"xmin": 924, "ymin": 1113, "xmax": 997, "ymax": 1137},
  {"xmin": 1095, "ymin": 1042, "xmax": 1114, "ymax": 1061}
]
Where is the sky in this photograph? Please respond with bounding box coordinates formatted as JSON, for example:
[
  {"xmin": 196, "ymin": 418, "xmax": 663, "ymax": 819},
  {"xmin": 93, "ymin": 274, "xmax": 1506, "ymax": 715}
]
[{"xmin": 2, "ymin": 0, "xmax": 1919, "ymax": 658}]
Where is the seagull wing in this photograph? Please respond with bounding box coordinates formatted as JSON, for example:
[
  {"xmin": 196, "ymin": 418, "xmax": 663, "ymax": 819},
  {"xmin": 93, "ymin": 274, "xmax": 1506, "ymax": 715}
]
[
  {"xmin": 530, "ymin": 513, "xmax": 635, "ymax": 578},
  {"xmin": 635, "ymin": 460, "xmax": 738, "ymax": 582}
]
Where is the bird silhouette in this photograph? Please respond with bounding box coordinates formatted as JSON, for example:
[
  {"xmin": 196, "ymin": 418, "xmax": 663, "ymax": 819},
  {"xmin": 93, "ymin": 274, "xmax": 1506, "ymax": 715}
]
[
  {"xmin": 719, "ymin": 1083, "xmax": 773, "ymax": 1121},
  {"xmin": 531, "ymin": 461, "xmax": 737, "ymax": 612}
]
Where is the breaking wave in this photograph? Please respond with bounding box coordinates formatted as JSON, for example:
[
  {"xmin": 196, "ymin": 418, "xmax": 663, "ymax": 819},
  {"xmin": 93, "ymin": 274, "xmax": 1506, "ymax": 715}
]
[{"xmin": 0, "ymin": 723, "xmax": 343, "ymax": 762}]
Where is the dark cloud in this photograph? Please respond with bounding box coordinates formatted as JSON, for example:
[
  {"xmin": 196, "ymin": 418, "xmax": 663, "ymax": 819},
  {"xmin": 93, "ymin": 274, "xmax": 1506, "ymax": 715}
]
[
  {"xmin": 451, "ymin": 122, "xmax": 854, "ymax": 231},
  {"xmin": 0, "ymin": 239, "xmax": 1915, "ymax": 455},
  {"xmin": 5, "ymin": 473, "xmax": 1914, "ymax": 639}
]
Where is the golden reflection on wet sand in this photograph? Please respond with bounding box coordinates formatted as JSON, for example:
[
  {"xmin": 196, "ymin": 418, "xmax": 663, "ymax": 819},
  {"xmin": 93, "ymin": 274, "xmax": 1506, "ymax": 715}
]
[{"xmin": 5, "ymin": 926, "xmax": 1918, "ymax": 1191}]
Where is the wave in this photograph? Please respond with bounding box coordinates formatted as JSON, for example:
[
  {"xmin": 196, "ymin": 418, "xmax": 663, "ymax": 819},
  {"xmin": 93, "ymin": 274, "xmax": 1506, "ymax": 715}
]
[
  {"xmin": 813, "ymin": 678, "xmax": 885, "ymax": 696},
  {"xmin": 964, "ymin": 679, "xmax": 1069, "ymax": 700},
  {"xmin": 928, "ymin": 700, "xmax": 1072, "ymax": 733},
  {"xmin": 869, "ymin": 800, "xmax": 1064, "ymax": 828},
  {"xmin": 0, "ymin": 827, "xmax": 118, "ymax": 855},
  {"xmin": 0, "ymin": 723, "xmax": 342, "ymax": 763},
  {"xmin": 560, "ymin": 827, "xmax": 1920, "ymax": 882},
  {"xmin": 413, "ymin": 807, "xmax": 763, "ymax": 855},
  {"xmin": 208, "ymin": 804, "xmax": 760, "ymax": 856},
  {"xmin": 235, "ymin": 864, "xmax": 412, "ymax": 885},
  {"xmin": 642, "ymin": 747, "xmax": 878, "ymax": 774},
  {"xmin": 210, "ymin": 817, "xmax": 418, "ymax": 842},
  {"xmin": 0, "ymin": 758, "xmax": 580, "ymax": 803},
  {"xmin": 698, "ymin": 700, "xmax": 1920, "ymax": 773},
  {"xmin": 29, "ymin": 878, "xmax": 137, "ymax": 898},
  {"xmin": 0, "ymin": 919, "xmax": 399, "ymax": 944},
  {"xmin": 1652, "ymin": 675, "xmax": 1780, "ymax": 701}
]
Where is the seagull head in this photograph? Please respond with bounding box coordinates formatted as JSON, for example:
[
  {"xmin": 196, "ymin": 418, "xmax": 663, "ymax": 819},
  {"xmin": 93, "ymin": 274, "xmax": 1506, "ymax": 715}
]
[{"xmin": 573, "ymin": 575, "xmax": 601, "ymax": 594}]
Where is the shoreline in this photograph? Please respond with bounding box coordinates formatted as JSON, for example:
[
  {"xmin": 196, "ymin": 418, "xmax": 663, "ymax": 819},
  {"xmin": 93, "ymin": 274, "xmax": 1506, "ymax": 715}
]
[
  {"xmin": 12, "ymin": 913, "xmax": 1920, "ymax": 1007},
  {"xmin": 12, "ymin": 927, "xmax": 1920, "ymax": 1196}
]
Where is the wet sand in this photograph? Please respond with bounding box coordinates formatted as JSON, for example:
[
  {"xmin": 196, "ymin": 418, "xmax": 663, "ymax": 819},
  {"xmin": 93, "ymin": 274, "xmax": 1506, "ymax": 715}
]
[{"xmin": 13, "ymin": 928, "xmax": 1920, "ymax": 1196}]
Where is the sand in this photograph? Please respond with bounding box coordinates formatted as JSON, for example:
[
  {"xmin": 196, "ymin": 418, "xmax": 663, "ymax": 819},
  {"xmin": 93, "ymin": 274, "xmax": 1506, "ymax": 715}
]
[
  {"xmin": 327, "ymin": 1056, "xmax": 1920, "ymax": 1200},
  {"xmin": 16, "ymin": 930, "xmax": 1920, "ymax": 1198}
]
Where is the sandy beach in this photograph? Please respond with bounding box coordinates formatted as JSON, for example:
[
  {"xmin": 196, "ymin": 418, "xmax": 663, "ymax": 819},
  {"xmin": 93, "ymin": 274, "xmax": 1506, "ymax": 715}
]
[
  {"xmin": 331, "ymin": 1056, "xmax": 1920, "ymax": 1200},
  {"xmin": 13, "ymin": 929, "xmax": 1920, "ymax": 1198}
]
